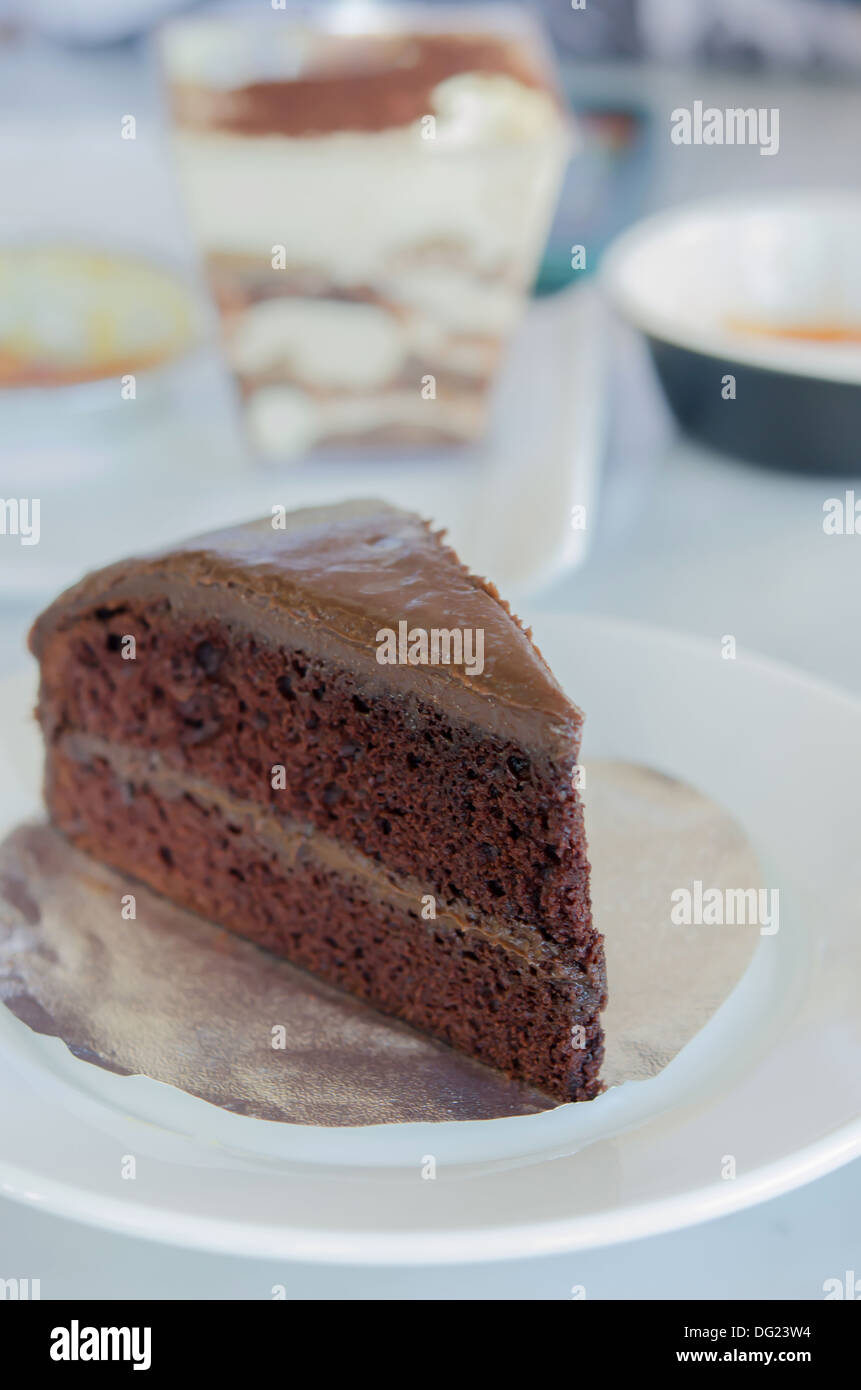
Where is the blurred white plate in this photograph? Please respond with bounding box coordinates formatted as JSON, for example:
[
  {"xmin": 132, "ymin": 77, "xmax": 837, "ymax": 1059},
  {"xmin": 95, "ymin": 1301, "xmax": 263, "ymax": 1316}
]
[
  {"xmin": 0, "ymin": 283, "xmax": 607, "ymax": 603},
  {"xmin": 1, "ymin": 615, "xmax": 859, "ymax": 1262}
]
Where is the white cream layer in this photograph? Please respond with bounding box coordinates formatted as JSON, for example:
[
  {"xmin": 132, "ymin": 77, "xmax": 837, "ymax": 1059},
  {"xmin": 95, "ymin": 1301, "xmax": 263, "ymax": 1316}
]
[
  {"xmin": 226, "ymin": 287, "xmax": 513, "ymax": 389},
  {"xmin": 171, "ymin": 112, "xmax": 566, "ymax": 279},
  {"xmin": 230, "ymin": 297, "xmax": 405, "ymax": 389},
  {"xmin": 245, "ymin": 382, "xmax": 485, "ymax": 456}
]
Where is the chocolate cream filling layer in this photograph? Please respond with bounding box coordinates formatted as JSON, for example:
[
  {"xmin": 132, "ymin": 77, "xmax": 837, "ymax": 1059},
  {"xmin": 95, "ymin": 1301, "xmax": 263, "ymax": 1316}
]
[{"xmin": 56, "ymin": 730, "xmax": 598, "ymax": 998}]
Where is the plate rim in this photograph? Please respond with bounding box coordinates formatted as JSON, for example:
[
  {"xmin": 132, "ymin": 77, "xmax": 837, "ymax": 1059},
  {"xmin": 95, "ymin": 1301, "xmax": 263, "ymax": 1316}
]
[{"xmin": 1, "ymin": 1117, "xmax": 859, "ymax": 1265}]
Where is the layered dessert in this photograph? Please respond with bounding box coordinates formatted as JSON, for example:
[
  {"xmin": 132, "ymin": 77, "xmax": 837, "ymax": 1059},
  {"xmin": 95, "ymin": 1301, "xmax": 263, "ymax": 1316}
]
[
  {"xmin": 160, "ymin": 7, "xmax": 570, "ymax": 456},
  {"xmin": 29, "ymin": 500, "xmax": 605, "ymax": 1102}
]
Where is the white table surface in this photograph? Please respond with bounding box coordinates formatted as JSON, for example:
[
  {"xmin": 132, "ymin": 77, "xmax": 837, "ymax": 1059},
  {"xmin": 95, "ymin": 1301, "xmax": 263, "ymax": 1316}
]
[{"xmin": 0, "ymin": 37, "xmax": 858, "ymax": 1299}]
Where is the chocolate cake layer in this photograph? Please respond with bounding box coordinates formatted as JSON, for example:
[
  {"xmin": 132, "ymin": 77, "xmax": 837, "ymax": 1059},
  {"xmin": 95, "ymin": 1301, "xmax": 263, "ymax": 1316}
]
[
  {"xmin": 30, "ymin": 500, "xmax": 604, "ymax": 1102},
  {"xmin": 56, "ymin": 729, "xmax": 600, "ymax": 977},
  {"xmin": 33, "ymin": 604, "xmax": 591, "ymax": 943},
  {"xmin": 44, "ymin": 740, "xmax": 603, "ymax": 1100}
]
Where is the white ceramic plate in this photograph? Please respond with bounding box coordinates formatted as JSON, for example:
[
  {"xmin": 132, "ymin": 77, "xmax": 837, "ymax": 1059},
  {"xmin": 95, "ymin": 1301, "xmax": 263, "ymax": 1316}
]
[{"xmin": 1, "ymin": 614, "xmax": 859, "ymax": 1263}]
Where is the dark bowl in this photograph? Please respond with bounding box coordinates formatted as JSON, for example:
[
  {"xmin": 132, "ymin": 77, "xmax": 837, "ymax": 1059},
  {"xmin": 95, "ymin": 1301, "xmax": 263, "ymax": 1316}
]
[{"xmin": 602, "ymin": 195, "xmax": 861, "ymax": 476}]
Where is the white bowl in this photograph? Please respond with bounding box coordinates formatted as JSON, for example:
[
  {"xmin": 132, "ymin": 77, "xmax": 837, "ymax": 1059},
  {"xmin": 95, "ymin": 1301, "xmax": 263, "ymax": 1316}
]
[{"xmin": 602, "ymin": 192, "xmax": 861, "ymax": 472}]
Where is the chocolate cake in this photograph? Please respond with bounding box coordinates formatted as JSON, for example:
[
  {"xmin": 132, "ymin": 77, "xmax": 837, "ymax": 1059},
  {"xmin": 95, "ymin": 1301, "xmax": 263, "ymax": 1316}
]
[{"xmin": 29, "ymin": 501, "xmax": 605, "ymax": 1102}]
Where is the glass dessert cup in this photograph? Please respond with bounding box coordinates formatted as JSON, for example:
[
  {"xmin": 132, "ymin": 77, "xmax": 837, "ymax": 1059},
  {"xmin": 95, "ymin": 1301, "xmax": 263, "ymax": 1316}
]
[{"xmin": 159, "ymin": 3, "xmax": 573, "ymax": 460}]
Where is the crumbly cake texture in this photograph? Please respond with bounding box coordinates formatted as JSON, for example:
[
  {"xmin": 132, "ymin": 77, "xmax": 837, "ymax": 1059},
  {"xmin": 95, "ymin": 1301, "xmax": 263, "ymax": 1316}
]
[{"xmin": 29, "ymin": 501, "xmax": 605, "ymax": 1102}]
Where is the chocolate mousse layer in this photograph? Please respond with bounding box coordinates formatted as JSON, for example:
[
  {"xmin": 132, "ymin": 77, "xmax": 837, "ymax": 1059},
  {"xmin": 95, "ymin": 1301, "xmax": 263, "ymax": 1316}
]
[{"xmin": 169, "ymin": 32, "xmax": 553, "ymax": 137}]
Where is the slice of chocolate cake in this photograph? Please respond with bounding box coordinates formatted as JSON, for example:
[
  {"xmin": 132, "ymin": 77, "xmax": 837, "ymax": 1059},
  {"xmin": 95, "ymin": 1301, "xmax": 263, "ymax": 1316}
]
[{"xmin": 29, "ymin": 501, "xmax": 605, "ymax": 1102}]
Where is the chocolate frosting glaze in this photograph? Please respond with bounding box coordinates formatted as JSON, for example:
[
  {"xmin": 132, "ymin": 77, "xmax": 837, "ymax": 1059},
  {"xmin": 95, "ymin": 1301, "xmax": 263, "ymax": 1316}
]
[
  {"xmin": 169, "ymin": 33, "xmax": 555, "ymax": 138},
  {"xmin": 30, "ymin": 500, "xmax": 581, "ymax": 752}
]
